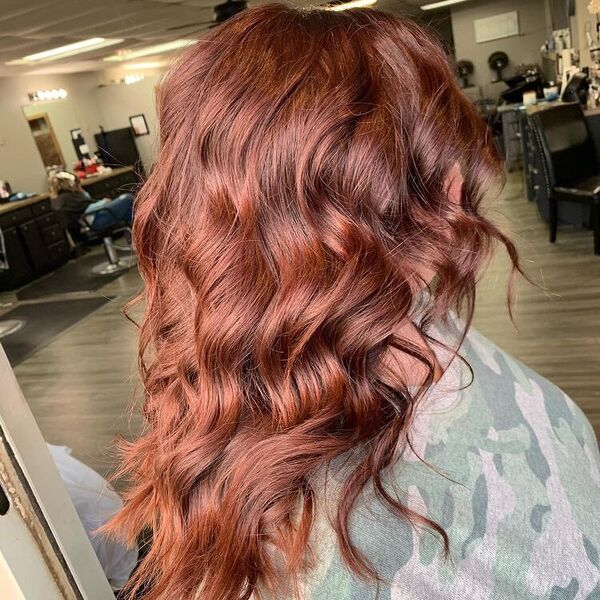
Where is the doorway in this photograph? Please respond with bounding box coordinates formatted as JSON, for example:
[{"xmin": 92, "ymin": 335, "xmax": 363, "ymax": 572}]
[{"xmin": 26, "ymin": 113, "xmax": 65, "ymax": 169}]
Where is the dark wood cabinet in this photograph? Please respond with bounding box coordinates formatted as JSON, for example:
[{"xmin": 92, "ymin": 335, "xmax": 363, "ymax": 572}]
[
  {"xmin": 82, "ymin": 168, "xmax": 139, "ymax": 199},
  {"xmin": 0, "ymin": 198, "xmax": 69, "ymax": 291},
  {"xmin": 19, "ymin": 220, "xmax": 51, "ymax": 271},
  {"xmin": 0, "ymin": 227, "xmax": 35, "ymax": 288}
]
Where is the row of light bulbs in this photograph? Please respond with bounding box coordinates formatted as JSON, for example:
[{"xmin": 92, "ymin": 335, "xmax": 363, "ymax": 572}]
[
  {"xmin": 124, "ymin": 74, "xmax": 144, "ymax": 85},
  {"xmin": 27, "ymin": 74, "xmax": 144, "ymax": 103},
  {"xmin": 28, "ymin": 88, "xmax": 68, "ymax": 102}
]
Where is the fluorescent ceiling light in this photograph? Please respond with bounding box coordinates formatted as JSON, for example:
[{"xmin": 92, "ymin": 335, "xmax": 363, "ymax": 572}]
[
  {"xmin": 324, "ymin": 0, "xmax": 377, "ymax": 11},
  {"xmin": 123, "ymin": 62, "xmax": 165, "ymax": 70},
  {"xmin": 421, "ymin": 0, "xmax": 470, "ymax": 10},
  {"xmin": 6, "ymin": 37, "xmax": 123, "ymax": 65},
  {"xmin": 103, "ymin": 40, "xmax": 196, "ymax": 63}
]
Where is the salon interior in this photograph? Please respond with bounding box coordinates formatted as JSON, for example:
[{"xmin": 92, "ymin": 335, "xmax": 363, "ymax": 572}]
[{"xmin": 0, "ymin": 0, "xmax": 599, "ymax": 596}]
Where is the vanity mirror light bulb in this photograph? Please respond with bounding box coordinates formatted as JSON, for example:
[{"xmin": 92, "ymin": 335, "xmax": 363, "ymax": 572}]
[{"xmin": 29, "ymin": 88, "xmax": 68, "ymax": 102}]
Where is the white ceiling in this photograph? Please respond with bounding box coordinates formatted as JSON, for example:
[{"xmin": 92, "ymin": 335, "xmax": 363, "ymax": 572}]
[
  {"xmin": 0, "ymin": 0, "xmax": 279, "ymax": 76},
  {"xmin": 0, "ymin": 0, "xmax": 433, "ymax": 77}
]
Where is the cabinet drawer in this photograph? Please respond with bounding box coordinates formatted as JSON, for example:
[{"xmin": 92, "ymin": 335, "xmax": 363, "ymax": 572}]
[
  {"xmin": 83, "ymin": 171, "xmax": 140, "ymax": 199},
  {"xmin": 85, "ymin": 179, "xmax": 113, "ymax": 197},
  {"xmin": 48, "ymin": 240, "xmax": 69, "ymax": 263},
  {"xmin": 31, "ymin": 200, "xmax": 51, "ymax": 216},
  {"xmin": 40, "ymin": 223, "xmax": 63, "ymax": 245},
  {"xmin": 115, "ymin": 172, "xmax": 139, "ymax": 194},
  {"xmin": 0, "ymin": 206, "xmax": 33, "ymax": 228},
  {"xmin": 36, "ymin": 213, "xmax": 58, "ymax": 228}
]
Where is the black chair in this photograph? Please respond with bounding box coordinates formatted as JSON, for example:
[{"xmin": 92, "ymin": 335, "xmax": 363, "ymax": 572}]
[
  {"xmin": 60, "ymin": 205, "xmax": 136, "ymax": 274},
  {"xmin": 528, "ymin": 102, "xmax": 600, "ymax": 255}
]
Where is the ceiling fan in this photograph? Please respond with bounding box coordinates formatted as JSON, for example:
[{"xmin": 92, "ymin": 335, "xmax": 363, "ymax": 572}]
[
  {"xmin": 167, "ymin": 0, "xmax": 374, "ymax": 33},
  {"xmin": 166, "ymin": 0, "xmax": 248, "ymax": 32}
]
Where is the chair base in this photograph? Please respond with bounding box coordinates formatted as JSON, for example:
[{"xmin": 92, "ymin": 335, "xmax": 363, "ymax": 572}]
[
  {"xmin": 90, "ymin": 234, "xmax": 136, "ymax": 275},
  {"xmin": 92, "ymin": 254, "xmax": 137, "ymax": 276},
  {"xmin": 0, "ymin": 319, "xmax": 26, "ymax": 340}
]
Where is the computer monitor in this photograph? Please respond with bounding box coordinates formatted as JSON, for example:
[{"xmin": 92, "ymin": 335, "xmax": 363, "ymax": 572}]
[{"xmin": 94, "ymin": 127, "xmax": 141, "ymax": 169}]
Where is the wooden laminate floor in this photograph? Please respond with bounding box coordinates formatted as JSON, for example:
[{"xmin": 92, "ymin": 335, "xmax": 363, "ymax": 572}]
[
  {"xmin": 474, "ymin": 174, "xmax": 600, "ymax": 439},
  {"xmin": 0, "ymin": 171, "xmax": 598, "ymax": 482},
  {"xmin": 0, "ymin": 264, "xmax": 144, "ymax": 481}
]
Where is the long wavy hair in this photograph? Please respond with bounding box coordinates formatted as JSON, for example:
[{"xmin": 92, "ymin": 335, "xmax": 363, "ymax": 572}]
[{"xmin": 109, "ymin": 5, "xmax": 519, "ymax": 599}]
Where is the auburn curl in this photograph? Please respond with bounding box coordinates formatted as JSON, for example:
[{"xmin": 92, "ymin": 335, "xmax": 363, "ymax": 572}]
[{"xmin": 107, "ymin": 5, "xmax": 519, "ymax": 599}]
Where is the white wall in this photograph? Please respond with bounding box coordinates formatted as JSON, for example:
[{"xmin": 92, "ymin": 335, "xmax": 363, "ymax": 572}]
[
  {"xmin": 0, "ymin": 68, "xmax": 164, "ymax": 194},
  {"xmin": 573, "ymin": 0, "xmax": 599, "ymax": 69},
  {"xmin": 451, "ymin": 0, "xmax": 551, "ymax": 98},
  {"xmin": 94, "ymin": 72, "xmax": 163, "ymax": 174},
  {"xmin": 0, "ymin": 72, "xmax": 102, "ymax": 193},
  {"xmin": 22, "ymin": 74, "xmax": 102, "ymax": 170}
]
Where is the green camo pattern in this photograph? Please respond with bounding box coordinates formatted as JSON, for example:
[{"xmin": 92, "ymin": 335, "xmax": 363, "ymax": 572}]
[{"xmin": 300, "ymin": 325, "xmax": 600, "ymax": 600}]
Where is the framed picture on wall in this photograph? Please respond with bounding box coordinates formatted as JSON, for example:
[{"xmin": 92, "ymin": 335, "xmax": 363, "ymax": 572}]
[{"xmin": 129, "ymin": 114, "xmax": 149, "ymax": 137}]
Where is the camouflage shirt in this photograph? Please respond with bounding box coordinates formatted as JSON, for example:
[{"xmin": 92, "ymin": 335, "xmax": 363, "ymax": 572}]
[{"xmin": 301, "ymin": 325, "xmax": 600, "ymax": 600}]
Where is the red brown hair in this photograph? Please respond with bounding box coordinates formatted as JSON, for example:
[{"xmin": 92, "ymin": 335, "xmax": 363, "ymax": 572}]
[{"xmin": 109, "ymin": 5, "xmax": 518, "ymax": 599}]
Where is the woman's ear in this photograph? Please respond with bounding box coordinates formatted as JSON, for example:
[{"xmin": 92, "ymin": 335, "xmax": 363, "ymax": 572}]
[{"xmin": 447, "ymin": 163, "xmax": 463, "ymax": 206}]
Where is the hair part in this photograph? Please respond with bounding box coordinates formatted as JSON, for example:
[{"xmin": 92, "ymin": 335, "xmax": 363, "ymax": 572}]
[{"xmin": 107, "ymin": 5, "xmax": 519, "ymax": 599}]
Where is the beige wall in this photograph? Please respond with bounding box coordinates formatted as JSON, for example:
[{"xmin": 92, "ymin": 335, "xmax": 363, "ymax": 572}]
[
  {"xmin": 94, "ymin": 72, "xmax": 163, "ymax": 174},
  {"xmin": 0, "ymin": 78, "xmax": 43, "ymax": 193},
  {"xmin": 22, "ymin": 74, "xmax": 102, "ymax": 170},
  {"xmin": 451, "ymin": 0, "xmax": 551, "ymax": 98},
  {"xmin": 573, "ymin": 0, "xmax": 599, "ymax": 69},
  {"xmin": 0, "ymin": 72, "xmax": 102, "ymax": 193},
  {"xmin": 0, "ymin": 69, "xmax": 164, "ymax": 194}
]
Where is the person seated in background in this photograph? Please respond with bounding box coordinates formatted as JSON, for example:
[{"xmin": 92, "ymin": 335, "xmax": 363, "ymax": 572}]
[
  {"xmin": 47, "ymin": 443, "xmax": 138, "ymax": 591},
  {"xmin": 50, "ymin": 171, "xmax": 134, "ymax": 233},
  {"xmin": 0, "ymin": 179, "xmax": 35, "ymax": 203}
]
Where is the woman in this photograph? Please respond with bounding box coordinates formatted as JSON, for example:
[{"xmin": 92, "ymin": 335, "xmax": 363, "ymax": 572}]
[
  {"xmin": 109, "ymin": 5, "xmax": 600, "ymax": 599},
  {"xmin": 51, "ymin": 170, "xmax": 134, "ymax": 232}
]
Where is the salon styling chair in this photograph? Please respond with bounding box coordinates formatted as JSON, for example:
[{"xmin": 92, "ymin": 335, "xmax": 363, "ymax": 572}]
[
  {"xmin": 64, "ymin": 206, "xmax": 136, "ymax": 275},
  {"xmin": 528, "ymin": 102, "xmax": 600, "ymax": 255}
]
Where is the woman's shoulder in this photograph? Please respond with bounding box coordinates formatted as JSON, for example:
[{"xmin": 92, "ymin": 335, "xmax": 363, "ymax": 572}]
[
  {"xmin": 304, "ymin": 327, "xmax": 600, "ymax": 599},
  {"xmin": 459, "ymin": 325, "xmax": 599, "ymax": 468},
  {"xmin": 392, "ymin": 327, "xmax": 600, "ymax": 598},
  {"xmin": 405, "ymin": 323, "xmax": 600, "ymax": 502}
]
